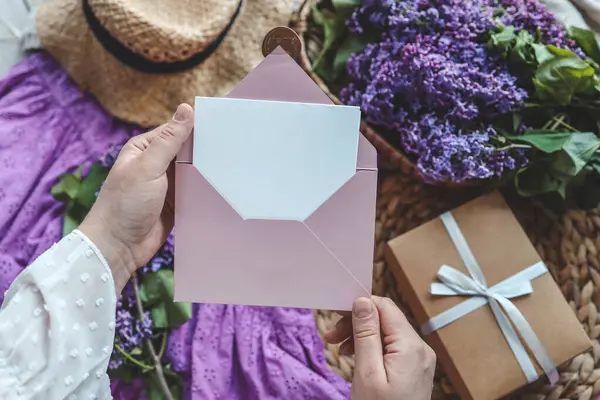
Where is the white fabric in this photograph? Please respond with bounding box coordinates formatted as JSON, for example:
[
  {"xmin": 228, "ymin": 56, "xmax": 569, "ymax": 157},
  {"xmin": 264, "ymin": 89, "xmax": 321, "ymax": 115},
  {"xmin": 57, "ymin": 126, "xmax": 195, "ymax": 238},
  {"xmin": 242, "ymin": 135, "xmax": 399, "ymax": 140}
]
[
  {"xmin": 570, "ymin": 0, "xmax": 600, "ymax": 30},
  {"xmin": 541, "ymin": 0, "xmax": 595, "ymax": 30},
  {"xmin": 0, "ymin": 0, "xmax": 42, "ymax": 76},
  {"xmin": 0, "ymin": 230, "xmax": 116, "ymax": 399},
  {"xmin": 540, "ymin": 0, "xmax": 600, "ymax": 39},
  {"xmin": 421, "ymin": 212, "xmax": 559, "ymax": 386}
]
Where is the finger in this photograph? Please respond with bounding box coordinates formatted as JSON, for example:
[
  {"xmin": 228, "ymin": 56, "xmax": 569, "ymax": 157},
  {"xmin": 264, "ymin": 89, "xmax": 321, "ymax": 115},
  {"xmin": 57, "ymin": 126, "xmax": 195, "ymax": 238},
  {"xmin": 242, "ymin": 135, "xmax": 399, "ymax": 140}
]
[
  {"xmin": 323, "ymin": 316, "xmax": 353, "ymax": 344},
  {"xmin": 352, "ymin": 297, "xmax": 385, "ymax": 378},
  {"xmin": 371, "ymin": 296, "xmax": 420, "ymax": 341},
  {"xmin": 338, "ymin": 338, "xmax": 355, "ymax": 356},
  {"xmin": 141, "ymin": 103, "xmax": 194, "ymax": 177},
  {"xmin": 122, "ymin": 124, "xmax": 165, "ymax": 154}
]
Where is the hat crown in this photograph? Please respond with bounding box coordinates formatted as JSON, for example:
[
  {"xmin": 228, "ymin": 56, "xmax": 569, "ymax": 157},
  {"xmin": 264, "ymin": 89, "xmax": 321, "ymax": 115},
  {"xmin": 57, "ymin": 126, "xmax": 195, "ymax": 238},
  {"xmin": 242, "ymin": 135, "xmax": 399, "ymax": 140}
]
[{"xmin": 88, "ymin": 0, "xmax": 242, "ymax": 63}]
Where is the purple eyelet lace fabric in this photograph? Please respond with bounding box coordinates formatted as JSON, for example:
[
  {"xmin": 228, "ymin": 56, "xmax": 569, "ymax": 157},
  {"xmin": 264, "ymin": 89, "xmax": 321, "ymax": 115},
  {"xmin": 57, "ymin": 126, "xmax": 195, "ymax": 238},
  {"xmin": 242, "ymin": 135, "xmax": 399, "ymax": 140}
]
[
  {"xmin": 166, "ymin": 305, "xmax": 349, "ymax": 399},
  {"xmin": 0, "ymin": 52, "xmax": 138, "ymax": 289},
  {"xmin": 0, "ymin": 52, "xmax": 351, "ymax": 400}
]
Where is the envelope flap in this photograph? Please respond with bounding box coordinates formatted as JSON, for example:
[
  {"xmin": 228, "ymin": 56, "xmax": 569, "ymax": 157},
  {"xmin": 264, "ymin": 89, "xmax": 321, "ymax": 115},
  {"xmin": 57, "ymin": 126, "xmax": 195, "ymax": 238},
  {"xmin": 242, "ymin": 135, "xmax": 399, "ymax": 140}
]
[
  {"xmin": 229, "ymin": 46, "xmax": 333, "ymax": 104},
  {"xmin": 177, "ymin": 46, "xmax": 377, "ymax": 169}
]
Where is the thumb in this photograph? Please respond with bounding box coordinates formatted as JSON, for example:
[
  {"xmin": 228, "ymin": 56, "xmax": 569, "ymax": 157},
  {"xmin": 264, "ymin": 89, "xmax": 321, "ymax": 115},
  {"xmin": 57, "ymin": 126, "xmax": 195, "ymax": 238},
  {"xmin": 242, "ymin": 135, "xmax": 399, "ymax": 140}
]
[
  {"xmin": 142, "ymin": 103, "xmax": 194, "ymax": 176},
  {"xmin": 352, "ymin": 297, "xmax": 385, "ymax": 379}
]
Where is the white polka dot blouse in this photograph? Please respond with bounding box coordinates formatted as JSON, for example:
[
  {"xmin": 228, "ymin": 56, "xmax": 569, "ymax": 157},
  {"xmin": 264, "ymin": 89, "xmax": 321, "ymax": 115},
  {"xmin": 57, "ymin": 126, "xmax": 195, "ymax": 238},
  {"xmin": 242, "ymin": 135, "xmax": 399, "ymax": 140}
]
[{"xmin": 0, "ymin": 230, "xmax": 116, "ymax": 399}]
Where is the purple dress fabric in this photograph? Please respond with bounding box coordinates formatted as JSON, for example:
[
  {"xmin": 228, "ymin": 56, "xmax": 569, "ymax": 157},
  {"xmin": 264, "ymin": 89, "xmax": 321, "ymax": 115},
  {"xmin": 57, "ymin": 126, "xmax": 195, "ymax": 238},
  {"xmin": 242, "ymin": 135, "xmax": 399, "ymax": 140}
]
[
  {"xmin": 0, "ymin": 52, "xmax": 137, "ymax": 291},
  {"xmin": 167, "ymin": 305, "xmax": 350, "ymax": 399},
  {"xmin": 0, "ymin": 53, "xmax": 351, "ymax": 400}
]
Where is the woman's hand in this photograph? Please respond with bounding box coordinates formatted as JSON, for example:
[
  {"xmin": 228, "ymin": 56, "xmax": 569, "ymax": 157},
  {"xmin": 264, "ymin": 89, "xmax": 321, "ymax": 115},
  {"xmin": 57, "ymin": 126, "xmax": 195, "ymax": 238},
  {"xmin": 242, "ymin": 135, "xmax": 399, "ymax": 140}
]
[
  {"xmin": 79, "ymin": 104, "xmax": 194, "ymax": 294},
  {"xmin": 324, "ymin": 296, "xmax": 436, "ymax": 400}
]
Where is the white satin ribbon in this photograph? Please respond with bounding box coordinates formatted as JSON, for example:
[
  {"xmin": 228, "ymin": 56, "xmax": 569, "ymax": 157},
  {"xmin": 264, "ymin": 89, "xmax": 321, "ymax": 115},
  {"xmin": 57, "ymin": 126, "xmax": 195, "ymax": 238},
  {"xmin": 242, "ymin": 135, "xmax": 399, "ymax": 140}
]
[{"xmin": 421, "ymin": 211, "xmax": 558, "ymax": 385}]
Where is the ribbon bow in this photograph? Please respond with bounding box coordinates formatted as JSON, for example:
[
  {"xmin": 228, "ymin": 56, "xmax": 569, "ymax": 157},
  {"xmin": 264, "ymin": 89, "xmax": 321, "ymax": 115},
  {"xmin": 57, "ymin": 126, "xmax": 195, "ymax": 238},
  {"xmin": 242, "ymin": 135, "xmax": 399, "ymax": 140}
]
[{"xmin": 421, "ymin": 212, "xmax": 558, "ymax": 385}]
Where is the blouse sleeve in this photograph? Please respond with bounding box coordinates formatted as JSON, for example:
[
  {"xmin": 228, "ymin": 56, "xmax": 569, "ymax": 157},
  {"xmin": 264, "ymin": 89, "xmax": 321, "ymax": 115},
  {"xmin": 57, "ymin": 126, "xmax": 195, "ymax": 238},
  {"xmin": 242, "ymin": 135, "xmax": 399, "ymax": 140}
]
[{"xmin": 0, "ymin": 230, "xmax": 117, "ymax": 400}]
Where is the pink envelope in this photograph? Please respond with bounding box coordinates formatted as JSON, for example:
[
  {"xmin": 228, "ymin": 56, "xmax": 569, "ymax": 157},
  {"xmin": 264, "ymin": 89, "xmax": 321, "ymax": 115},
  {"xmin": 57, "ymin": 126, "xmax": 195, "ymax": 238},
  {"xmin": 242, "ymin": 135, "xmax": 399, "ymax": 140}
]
[{"xmin": 174, "ymin": 47, "xmax": 378, "ymax": 310}]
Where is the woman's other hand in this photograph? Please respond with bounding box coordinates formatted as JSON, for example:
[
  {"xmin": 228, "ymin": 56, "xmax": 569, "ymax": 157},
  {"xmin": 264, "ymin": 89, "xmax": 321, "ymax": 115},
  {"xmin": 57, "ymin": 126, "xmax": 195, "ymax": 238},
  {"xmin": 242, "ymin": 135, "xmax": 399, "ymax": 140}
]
[{"xmin": 324, "ymin": 296, "xmax": 436, "ymax": 400}]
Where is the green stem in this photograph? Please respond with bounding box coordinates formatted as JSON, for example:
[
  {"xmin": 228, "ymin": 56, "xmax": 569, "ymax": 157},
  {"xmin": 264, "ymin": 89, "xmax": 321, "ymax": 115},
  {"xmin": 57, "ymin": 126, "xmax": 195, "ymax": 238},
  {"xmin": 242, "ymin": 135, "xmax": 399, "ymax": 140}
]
[
  {"xmin": 495, "ymin": 144, "xmax": 532, "ymax": 151},
  {"xmin": 496, "ymin": 143, "xmax": 600, "ymax": 153},
  {"xmin": 115, "ymin": 344, "xmax": 154, "ymax": 370},
  {"xmin": 132, "ymin": 274, "xmax": 175, "ymax": 400},
  {"xmin": 542, "ymin": 118, "xmax": 554, "ymax": 130},
  {"xmin": 549, "ymin": 114, "xmax": 565, "ymax": 131},
  {"xmin": 158, "ymin": 333, "xmax": 167, "ymax": 360},
  {"xmin": 554, "ymin": 118, "xmax": 578, "ymax": 132},
  {"xmin": 523, "ymin": 102, "xmax": 544, "ymax": 108}
]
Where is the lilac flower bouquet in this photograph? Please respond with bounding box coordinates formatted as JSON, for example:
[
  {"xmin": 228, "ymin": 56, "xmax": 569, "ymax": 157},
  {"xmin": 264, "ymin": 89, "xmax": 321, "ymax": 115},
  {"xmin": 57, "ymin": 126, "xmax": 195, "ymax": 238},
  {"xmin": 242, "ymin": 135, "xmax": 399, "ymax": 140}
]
[
  {"xmin": 312, "ymin": 0, "xmax": 600, "ymax": 210},
  {"xmin": 51, "ymin": 145, "xmax": 190, "ymax": 398}
]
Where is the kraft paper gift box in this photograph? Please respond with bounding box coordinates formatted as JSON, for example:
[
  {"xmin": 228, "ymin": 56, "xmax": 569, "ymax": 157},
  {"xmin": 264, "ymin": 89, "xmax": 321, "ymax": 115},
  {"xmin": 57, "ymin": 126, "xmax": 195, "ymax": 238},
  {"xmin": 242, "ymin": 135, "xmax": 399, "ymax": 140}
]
[
  {"xmin": 173, "ymin": 47, "xmax": 377, "ymax": 311},
  {"xmin": 386, "ymin": 191, "xmax": 591, "ymax": 400}
]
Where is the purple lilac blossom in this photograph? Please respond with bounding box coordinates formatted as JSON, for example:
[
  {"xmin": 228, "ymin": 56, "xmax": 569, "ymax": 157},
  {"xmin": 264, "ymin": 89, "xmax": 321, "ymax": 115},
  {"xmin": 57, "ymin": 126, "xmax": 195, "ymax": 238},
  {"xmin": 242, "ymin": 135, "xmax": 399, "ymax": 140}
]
[
  {"xmin": 495, "ymin": 0, "xmax": 579, "ymax": 51},
  {"xmin": 99, "ymin": 144, "xmax": 176, "ymax": 369},
  {"xmin": 399, "ymin": 114, "xmax": 525, "ymax": 182},
  {"xmin": 341, "ymin": 0, "xmax": 567, "ymax": 182},
  {"xmin": 110, "ymin": 289, "xmax": 154, "ymax": 369},
  {"xmin": 99, "ymin": 144, "xmax": 123, "ymax": 169}
]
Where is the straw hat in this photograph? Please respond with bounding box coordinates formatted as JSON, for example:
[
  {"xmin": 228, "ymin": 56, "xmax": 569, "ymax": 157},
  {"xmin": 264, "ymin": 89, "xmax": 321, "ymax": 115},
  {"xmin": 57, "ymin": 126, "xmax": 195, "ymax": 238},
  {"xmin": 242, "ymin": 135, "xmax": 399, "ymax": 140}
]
[{"xmin": 36, "ymin": 0, "xmax": 298, "ymax": 127}]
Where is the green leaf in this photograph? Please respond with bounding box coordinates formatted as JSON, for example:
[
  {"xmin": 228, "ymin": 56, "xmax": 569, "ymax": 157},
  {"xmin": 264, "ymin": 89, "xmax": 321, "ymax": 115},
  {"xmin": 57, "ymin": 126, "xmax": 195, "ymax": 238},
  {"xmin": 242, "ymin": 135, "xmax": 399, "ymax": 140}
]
[
  {"xmin": 140, "ymin": 269, "xmax": 174, "ymax": 306},
  {"xmin": 531, "ymin": 43, "xmax": 553, "ymax": 64},
  {"xmin": 109, "ymin": 365, "xmax": 137, "ymax": 383},
  {"xmin": 547, "ymin": 44, "xmax": 579, "ymax": 58},
  {"xmin": 76, "ymin": 163, "xmax": 108, "ymax": 209},
  {"xmin": 311, "ymin": 2, "xmax": 325, "ymax": 27},
  {"xmin": 506, "ymin": 130, "xmax": 600, "ymax": 174},
  {"xmin": 151, "ymin": 303, "xmax": 169, "ymax": 329},
  {"xmin": 333, "ymin": 35, "xmax": 370, "ymax": 77},
  {"xmin": 52, "ymin": 163, "xmax": 109, "ymax": 238},
  {"xmin": 319, "ymin": 9, "xmax": 346, "ymax": 56},
  {"xmin": 512, "ymin": 113, "xmax": 522, "ymax": 134},
  {"xmin": 569, "ymin": 26, "xmax": 600, "ymax": 64},
  {"xmin": 63, "ymin": 212, "xmax": 80, "ymax": 237},
  {"xmin": 488, "ymin": 27, "xmax": 540, "ymax": 66},
  {"xmin": 550, "ymin": 132, "xmax": 600, "ymax": 176},
  {"xmin": 51, "ymin": 172, "xmax": 81, "ymax": 202},
  {"xmin": 130, "ymin": 347, "xmax": 143, "ymax": 356},
  {"xmin": 143, "ymin": 365, "xmax": 184, "ymax": 400},
  {"xmin": 312, "ymin": 8, "xmax": 347, "ymax": 82},
  {"xmin": 588, "ymin": 154, "xmax": 600, "ymax": 174},
  {"xmin": 163, "ymin": 365, "xmax": 183, "ymax": 383},
  {"xmin": 510, "ymin": 131, "xmax": 600, "ymax": 211},
  {"xmin": 165, "ymin": 301, "xmax": 192, "ymax": 329},
  {"xmin": 515, "ymin": 164, "xmax": 567, "ymax": 199},
  {"xmin": 505, "ymin": 130, "xmax": 574, "ymax": 153},
  {"xmin": 140, "ymin": 269, "xmax": 192, "ymax": 329},
  {"xmin": 489, "ymin": 26, "xmax": 516, "ymax": 57},
  {"xmin": 332, "ymin": 0, "xmax": 360, "ymax": 16},
  {"xmin": 511, "ymin": 29, "xmax": 535, "ymax": 63},
  {"xmin": 144, "ymin": 376, "xmax": 167, "ymax": 400},
  {"xmin": 534, "ymin": 55, "xmax": 595, "ymax": 105},
  {"xmin": 169, "ymin": 385, "xmax": 182, "ymax": 399}
]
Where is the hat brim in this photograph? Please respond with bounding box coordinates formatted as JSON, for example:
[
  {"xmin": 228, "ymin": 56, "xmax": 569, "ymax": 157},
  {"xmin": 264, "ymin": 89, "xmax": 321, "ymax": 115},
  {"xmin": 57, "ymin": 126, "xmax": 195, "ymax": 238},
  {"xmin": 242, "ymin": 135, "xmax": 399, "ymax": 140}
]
[{"xmin": 36, "ymin": 0, "xmax": 298, "ymax": 127}]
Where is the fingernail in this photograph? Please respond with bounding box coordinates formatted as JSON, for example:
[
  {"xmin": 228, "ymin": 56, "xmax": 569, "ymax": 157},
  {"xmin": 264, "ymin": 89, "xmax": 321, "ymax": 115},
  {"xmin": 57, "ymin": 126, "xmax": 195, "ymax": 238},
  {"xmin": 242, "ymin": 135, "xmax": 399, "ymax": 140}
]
[
  {"xmin": 172, "ymin": 104, "xmax": 191, "ymax": 122},
  {"xmin": 353, "ymin": 298, "xmax": 373, "ymax": 319}
]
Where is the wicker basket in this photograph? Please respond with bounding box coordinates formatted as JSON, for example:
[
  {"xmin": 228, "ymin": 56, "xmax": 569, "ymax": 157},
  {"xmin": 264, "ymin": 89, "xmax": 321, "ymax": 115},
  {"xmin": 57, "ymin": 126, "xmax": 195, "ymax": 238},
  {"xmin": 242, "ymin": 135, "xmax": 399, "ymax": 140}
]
[{"xmin": 290, "ymin": 0, "xmax": 422, "ymax": 179}]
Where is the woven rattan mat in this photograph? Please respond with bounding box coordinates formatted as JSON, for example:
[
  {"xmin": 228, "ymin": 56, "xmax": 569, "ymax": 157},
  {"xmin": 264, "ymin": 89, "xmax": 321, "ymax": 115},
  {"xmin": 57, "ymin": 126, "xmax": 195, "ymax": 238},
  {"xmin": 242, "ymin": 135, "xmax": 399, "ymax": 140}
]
[{"xmin": 315, "ymin": 172, "xmax": 600, "ymax": 400}]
